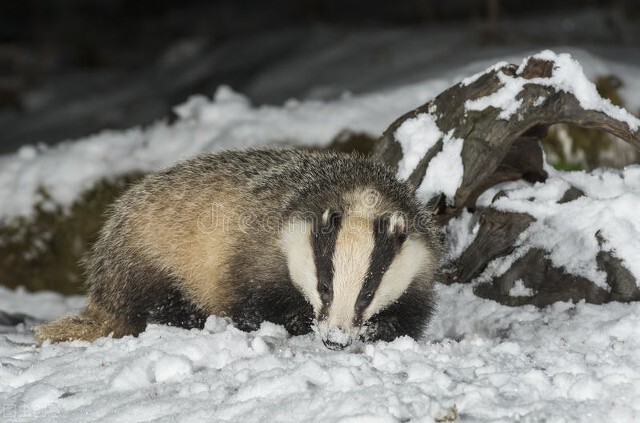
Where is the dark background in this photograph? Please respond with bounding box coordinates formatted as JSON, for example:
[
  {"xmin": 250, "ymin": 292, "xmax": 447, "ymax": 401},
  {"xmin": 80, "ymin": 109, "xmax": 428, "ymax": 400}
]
[{"xmin": 0, "ymin": 0, "xmax": 638, "ymax": 154}]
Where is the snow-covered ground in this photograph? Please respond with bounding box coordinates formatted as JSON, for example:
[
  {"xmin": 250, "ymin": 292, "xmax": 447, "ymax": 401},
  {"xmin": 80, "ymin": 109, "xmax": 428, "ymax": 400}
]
[
  {"xmin": 2, "ymin": 284, "xmax": 640, "ymax": 422},
  {"xmin": 2, "ymin": 47, "xmax": 640, "ymax": 422}
]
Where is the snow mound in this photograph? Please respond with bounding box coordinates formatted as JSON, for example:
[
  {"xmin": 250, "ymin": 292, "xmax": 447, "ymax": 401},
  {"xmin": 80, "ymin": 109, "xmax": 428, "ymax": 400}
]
[{"xmin": 2, "ymin": 285, "xmax": 640, "ymax": 422}]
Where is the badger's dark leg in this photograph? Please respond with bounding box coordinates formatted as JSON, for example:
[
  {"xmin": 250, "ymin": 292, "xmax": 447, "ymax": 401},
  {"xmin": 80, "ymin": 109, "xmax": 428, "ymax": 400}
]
[
  {"xmin": 146, "ymin": 285, "xmax": 208, "ymax": 329},
  {"xmin": 229, "ymin": 282, "xmax": 314, "ymax": 336},
  {"xmin": 269, "ymin": 289, "xmax": 314, "ymax": 336},
  {"xmin": 362, "ymin": 286, "xmax": 437, "ymax": 342},
  {"xmin": 89, "ymin": 261, "xmax": 208, "ymax": 333}
]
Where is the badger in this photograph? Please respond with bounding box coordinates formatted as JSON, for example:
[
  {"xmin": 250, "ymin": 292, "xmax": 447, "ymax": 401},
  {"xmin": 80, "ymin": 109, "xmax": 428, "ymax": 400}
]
[{"xmin": 35, "ymin": 149, "xmax": 442, "ymax": 349}]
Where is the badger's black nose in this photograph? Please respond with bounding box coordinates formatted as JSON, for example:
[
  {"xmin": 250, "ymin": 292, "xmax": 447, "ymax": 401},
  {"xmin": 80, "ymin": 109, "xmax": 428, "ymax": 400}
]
[{"xmin": 322, "ymin": 338, "xmax": 352, "ymax": 350}]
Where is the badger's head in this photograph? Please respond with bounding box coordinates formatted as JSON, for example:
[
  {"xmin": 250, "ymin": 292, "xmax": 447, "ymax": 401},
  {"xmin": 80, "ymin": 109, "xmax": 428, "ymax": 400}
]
[{"xmin": 282, "ymin": 204, "xmax": 436, "ymax": 350}]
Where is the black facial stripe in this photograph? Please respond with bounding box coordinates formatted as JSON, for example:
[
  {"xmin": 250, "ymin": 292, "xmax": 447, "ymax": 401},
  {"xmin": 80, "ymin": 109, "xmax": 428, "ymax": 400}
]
[
  {"xmin": 311, "ymin": 211, "xmax": 342, "ymax": 319},
  {"xmin": 354, "ymin": 217, "xmax": 405, "ymax": 324}
]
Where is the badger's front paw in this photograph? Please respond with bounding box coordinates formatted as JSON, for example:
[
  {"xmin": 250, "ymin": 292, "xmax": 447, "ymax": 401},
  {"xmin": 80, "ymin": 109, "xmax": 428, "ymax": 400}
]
[{"xmin": 359, "ymin": 318, "xmax": 400, "ymax": 343}]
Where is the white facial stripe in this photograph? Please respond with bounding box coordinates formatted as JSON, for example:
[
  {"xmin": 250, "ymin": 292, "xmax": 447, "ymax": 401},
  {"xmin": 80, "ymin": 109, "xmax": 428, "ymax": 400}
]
[
  {"xmin": 281, "ymin": 219, "xmax": 322, "ymax": 314},
  {"xmin": 324, "ymin": 216, "xmax": 374, "ymax": 334},
  {"xmin": 363, "ymin": 238, "xmax": 433, "ymax": 321}
]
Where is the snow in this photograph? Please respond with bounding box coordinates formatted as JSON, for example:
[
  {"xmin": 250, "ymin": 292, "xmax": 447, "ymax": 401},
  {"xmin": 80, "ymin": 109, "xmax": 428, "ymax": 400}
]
[
  {"xmin": 460, "ymin": 61, "xmax": 510, "ymax": 86},
  {"xmin": 0, "ymin": 286, "xmax": 84, "ymax": 321},
  {"xmin": 2, "ymin": 284, "xmax": 640, "ymax": 422},
  {"xmin": 509, "ymin": 280, "xmax": 535, "ymax": 297},
  {"xmin": 465, "ymin": 50, "xmax": 640, "ymax": 132},
  {"xmin": 530, "ymin": 50, "xmax": 639, "ymax": 131},
  {"xmin": 2, "ymin": 44, "xmax": 640, "ymax": 422},
  {"xmin": 473, "ymin": 166, "xmax": 640, "ymax": 289},
  {"xmin": 393, "ymin": 107, "xmax": 467, "ymax": 205},
  {"xmin": 0, "ymin": 82, "xmax": 449, "ymax": 221},
  {"xmin": 394, "ymin": 112, "xmax": 442, "ymax": 180},
  {"xmin": 465, "ymin": 69, "xmax": 525, "ymax": 120},
  {"xmin": 416, "ymin": 131, "xmax": 465, "ymax": 204},
  {"xmin": 444, "ymin": 210, "xmax": 480, "ymax": 262}
]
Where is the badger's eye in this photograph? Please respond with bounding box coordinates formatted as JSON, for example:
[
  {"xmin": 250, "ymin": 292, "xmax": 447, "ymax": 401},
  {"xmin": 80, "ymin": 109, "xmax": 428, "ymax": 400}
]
[
  {"xmin": 318, "ymin": 278, "xmax": 329, "ymax": 292},
  {"xmin": 318, "ymin": 278, "xmax": 331, "ymax": 302},
  {"xmin": 356, "ymin": 291, "xmax": 374, "ymax": 311}
]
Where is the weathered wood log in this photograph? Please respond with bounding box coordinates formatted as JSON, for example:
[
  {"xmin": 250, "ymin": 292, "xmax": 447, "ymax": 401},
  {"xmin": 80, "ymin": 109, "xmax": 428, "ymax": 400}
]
[
  {"xmin": 473, "ymin": 248, "xmax": 612, "ymax": 307},
  {"xmin": 375, "ymin": 51, "xmax": 640, "ymax": 307},
  {"xmin": 464, "ymin": 210, "xmax": 640, "ymax": 307},
  {"xmin": 443, "ymin": 209, "xmax": 534, "ymax": 285},
  {"xmin": 374, "ymin": 53, "xmax": 640, "ymax": 211}
]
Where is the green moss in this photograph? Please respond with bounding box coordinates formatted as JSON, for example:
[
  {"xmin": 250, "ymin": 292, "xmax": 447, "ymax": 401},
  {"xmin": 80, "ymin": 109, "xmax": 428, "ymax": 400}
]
[
  {"xmin": 0, "ymin": 173, "xmax": 144, "ymax": 294},
  {"xmin": 547, "ymin": 159, "xmax": 584, "ymax": 172}
]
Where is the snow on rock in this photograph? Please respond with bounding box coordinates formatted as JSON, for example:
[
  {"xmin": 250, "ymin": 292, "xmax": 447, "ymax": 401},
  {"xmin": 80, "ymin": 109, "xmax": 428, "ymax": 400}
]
[
  {"xmin": 394, "ymin": 112, "xmax": 441, "ymax": 180},
  {"xmin": 509, "ymin": 279, "xmax": 535, "ymax": 297},
  {"xmin": 416, "ymin": 130, "xmax": 464, "ymax": 204},
  {"xmin": 473, "ymin": 165, "xmax": 640, "ymax": 289},
  {"xmin": 531, "ymin": 50, "xmax": 640, "ymax": 131},
  {"xmin": 2, "ymin": 284, "xmax": 640, "ymax": 422},
  {"xmin": 465, "ymin": 50, "xmax": 640, "ymax": 132},
  {"xmin": 393, "ymin": 114, "xmax": 465, "ymax": 204},
  {"xmin": 443, "ymin": 209, "xmax": 480, "ymax": 262},
  {"xmin": 465, "ymin": 69, "xmax": 524, "ymax": 120},
  {"xmin": 459, "ymin": 61, "xmax": 510, "ymax": 86}
]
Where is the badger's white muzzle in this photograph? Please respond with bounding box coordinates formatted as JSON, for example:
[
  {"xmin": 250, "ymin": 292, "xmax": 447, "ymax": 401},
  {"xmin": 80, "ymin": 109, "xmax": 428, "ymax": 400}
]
[{"xmin": 317, "ymin": 321, "xmax": 360, "ymax": 350}]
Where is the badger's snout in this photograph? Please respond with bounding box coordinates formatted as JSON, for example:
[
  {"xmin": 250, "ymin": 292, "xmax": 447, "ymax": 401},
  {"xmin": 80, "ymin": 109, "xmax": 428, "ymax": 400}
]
[
  {"xmin": 322, "ymin": 338, "xmax": 351, "ymax": 350},
  {"xmin": 319, "ymin": 326, "xmax": 356, "ymax": 350}
]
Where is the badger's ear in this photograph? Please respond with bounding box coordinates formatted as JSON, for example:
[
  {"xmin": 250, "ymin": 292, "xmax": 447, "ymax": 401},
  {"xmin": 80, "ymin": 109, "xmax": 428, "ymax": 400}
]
[
  {"xmin": 375, "ymin": 213, "xmax": 408, "ymax": 244},
  {"xmin": 388, "ymin": 212, "xmax": 408, "ymax": 243},
  {"xmin": 320, "ymin": 208, "xmax": 342, "ymax": 229},
  {"xmin": 426, "ymin": 193, "xmax": 447, "ymax": 215}
]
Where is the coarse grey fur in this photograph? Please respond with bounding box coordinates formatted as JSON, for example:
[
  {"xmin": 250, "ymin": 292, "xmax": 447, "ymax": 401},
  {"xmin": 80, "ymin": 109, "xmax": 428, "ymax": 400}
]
[{"xmin": 35, "ymin": 148, "xmax": 442, "ymax": 345}]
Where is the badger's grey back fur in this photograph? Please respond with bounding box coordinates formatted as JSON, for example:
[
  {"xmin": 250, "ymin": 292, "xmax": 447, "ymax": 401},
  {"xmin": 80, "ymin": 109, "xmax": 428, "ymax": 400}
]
[{"xmin": 35, "ymin": 149, "xmax": 442, "ymax": 345}]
